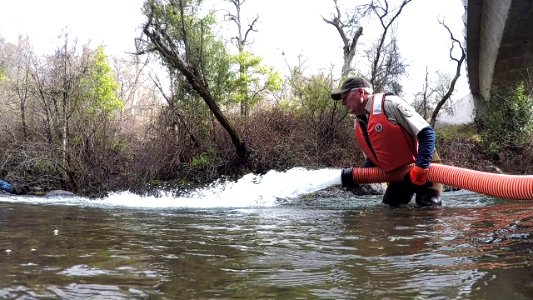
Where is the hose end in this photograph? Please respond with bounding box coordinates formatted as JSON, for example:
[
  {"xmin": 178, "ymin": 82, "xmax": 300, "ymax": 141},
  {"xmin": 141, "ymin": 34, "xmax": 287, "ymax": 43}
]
[{"xmin": 341, "ymin": 167, "xmax": 356, "ymax": 187}]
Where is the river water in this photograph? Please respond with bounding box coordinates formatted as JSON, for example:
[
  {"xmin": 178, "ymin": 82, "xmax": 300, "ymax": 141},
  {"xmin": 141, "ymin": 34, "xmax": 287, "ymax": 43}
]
[{"xmin": 1, "ymin": 168, "xmax": 532, "ymax": 299}]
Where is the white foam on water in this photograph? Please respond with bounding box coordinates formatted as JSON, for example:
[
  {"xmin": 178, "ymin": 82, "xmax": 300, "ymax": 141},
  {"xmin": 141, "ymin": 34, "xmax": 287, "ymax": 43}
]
[{"xmin": 0, "ymin": 167, "xmax": 342, "ymax": 209}]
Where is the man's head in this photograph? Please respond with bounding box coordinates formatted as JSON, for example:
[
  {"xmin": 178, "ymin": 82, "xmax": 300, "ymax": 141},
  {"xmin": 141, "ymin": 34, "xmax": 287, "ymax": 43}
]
[
  {"xmin": 331, "ymin": 76, "xmax": 373, "ymax": 100},
  {"xmin": 331, "ymin": 76, "xmax": 373, "ymax": 115}
]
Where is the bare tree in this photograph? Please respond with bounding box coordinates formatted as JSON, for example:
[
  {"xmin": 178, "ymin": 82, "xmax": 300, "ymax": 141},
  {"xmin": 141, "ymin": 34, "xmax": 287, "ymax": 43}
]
[
  {"xmin": 324, "ymin": 0, "xmax": 410, "ymax": 91},
  {"xmin": 368, "ymin": 0, "xmax": 412, "ymax": 92},
  {"xmin": 414, "ymin": 68, "xmax": 455, "ymax": 121},
  {"xmin": 323, "ymin": 0, "xmax": 369, "ymax": 79},
  {"xmin": 152, "ymin": 68, "xmax": 199, "ymax": 149},
  {"xmin": 1, "ymin": 36, "xmax": 34, "ymax": 141},
  {"xmin": 225, "ymin": 0, "xmax": 258, "ymax": 116},
  {"xmin": 111, "ymin": 55, "xmax": 161, "ymax": 136},
  {"xmin": 429, "ymin": 21, "xmax": 466, "ymax": 127},
  {"xmin": 413, "ymin": 67, "xmax": 436, "ymax": 120},
  {"xmin": 366, "ymin": 33, "xmax": 406, "ymax": 93},
  {"xmin": 226, "ymin": 0, "xmax": 258, "ymax": 53}
]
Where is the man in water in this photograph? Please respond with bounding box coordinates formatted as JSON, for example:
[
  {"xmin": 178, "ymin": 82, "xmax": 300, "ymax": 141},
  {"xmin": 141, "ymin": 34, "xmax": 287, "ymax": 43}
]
[{"xmin": 331, "ymin": 76, "xmax": 442, "ymax": 207}]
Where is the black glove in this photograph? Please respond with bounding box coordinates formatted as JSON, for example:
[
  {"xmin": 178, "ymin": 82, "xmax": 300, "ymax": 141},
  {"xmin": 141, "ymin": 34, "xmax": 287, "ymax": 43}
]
[
  {"xmin": 10, "ymin": 184, "xmax": 30, "ymax": 195},
  {"xmin": 341, "ymin": 167, "xmax": 358, "ymax": 188}
]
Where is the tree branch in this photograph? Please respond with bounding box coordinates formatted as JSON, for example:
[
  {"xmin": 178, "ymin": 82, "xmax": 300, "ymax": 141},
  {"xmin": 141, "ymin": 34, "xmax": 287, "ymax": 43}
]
[{"xmin": 430, "ymin": 21, "xmax": 466, "ymax": 127}]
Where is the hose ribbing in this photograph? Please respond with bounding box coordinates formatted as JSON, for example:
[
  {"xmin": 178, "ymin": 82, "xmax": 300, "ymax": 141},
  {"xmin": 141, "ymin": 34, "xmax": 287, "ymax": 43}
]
[{"xmin": 352, "ymin": 164, "xmax": 533, "ymax": 200}]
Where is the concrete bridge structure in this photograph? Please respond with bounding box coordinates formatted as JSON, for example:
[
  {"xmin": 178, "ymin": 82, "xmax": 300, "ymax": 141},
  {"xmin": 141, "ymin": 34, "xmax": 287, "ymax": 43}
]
[{"xmin": 465, "ymin": 0, "xmax": 532, "ymax": 108}]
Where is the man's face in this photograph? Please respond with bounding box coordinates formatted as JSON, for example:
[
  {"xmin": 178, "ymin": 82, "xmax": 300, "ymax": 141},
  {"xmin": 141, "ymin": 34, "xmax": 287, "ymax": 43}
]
[{"xmin": 341, "ymin": 88, "xmax": 368, "ymax": 114}]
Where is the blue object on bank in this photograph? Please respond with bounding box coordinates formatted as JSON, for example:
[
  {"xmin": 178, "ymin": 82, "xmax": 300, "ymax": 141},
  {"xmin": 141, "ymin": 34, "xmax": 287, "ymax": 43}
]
[{"xmin": 0, "ymin": 180, "xmax": 12, "ymax": 192}]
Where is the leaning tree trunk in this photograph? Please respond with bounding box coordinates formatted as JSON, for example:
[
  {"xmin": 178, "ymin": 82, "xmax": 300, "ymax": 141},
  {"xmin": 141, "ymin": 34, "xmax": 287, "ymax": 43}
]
[{"xmin": 142, "ymin": 24, "xmax": 248, "ymax": 164}]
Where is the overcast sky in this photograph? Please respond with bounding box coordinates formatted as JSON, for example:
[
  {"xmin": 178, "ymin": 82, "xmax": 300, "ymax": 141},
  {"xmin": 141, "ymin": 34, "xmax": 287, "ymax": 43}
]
[
  {"xmin": 0, "ymin": 0, "xmax": 469, "ymax": 98},
  {"xmin": 0, "ymin": 0, "xmax": 145, "ymax": 55}
]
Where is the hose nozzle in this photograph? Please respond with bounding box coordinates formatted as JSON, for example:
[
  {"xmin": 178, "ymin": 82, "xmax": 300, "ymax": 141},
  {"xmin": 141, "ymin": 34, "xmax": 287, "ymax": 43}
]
[{"xmin": 341, "ymin": 167, "xmax": 356, "ymax": 188}]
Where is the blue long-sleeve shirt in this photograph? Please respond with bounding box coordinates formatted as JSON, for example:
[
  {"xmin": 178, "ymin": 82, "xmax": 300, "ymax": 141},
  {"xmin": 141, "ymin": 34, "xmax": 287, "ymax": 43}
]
[{"xmin": 415, "ymin": 127, "xmax": 435, "ymax": 169}]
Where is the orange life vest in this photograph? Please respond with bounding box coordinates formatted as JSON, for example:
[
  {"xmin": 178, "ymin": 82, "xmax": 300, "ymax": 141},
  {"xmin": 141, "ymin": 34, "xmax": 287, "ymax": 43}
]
[{"xmin": 354, "ymin": 93, "xmax": 418, "ymax": 173}]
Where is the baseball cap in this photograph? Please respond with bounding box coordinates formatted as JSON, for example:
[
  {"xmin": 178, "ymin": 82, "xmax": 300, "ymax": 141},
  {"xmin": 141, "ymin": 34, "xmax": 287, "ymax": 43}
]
[{"xmin": 331, "ymin": 76, "xmax": 373, "ymax": 100}]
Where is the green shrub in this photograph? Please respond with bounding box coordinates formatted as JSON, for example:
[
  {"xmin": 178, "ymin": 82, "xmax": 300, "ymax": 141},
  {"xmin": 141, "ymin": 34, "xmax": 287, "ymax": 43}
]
[
  {"xmin": 436, "ymin": 124, "xmax": 477, "ymax": 141},
  {"xmin": 478, "ymin": 82, "xmax": 533, "ymax": 156},
  {"xmin": 191, "ymin": 149, "xmax": 216, "ymax": 168}
]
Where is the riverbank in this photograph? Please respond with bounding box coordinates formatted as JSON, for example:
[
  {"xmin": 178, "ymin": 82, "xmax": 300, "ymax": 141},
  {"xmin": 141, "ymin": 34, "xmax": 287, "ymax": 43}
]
[{"xmin": 3, "ymin": 122, "xmax": 531, "ymax": 198}]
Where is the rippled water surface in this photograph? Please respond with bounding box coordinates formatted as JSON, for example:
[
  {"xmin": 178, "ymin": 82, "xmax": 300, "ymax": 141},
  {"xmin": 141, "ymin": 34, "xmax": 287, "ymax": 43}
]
[{"xmin": 1, "ymin": 185, "xmax": 533, "ymax": 299}]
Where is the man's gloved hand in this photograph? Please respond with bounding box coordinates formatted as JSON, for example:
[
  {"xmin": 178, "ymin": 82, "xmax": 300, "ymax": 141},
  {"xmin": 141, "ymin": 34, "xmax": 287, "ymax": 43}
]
[{"xmin": 409, "ymin": 165, "xmax": 429, "ymax": 185}]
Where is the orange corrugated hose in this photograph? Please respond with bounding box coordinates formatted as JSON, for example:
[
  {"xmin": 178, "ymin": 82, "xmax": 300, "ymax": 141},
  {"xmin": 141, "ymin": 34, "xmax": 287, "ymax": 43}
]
[{"xmin": 352, "ymin": 164, "xmax": 533, "ymax": 200}]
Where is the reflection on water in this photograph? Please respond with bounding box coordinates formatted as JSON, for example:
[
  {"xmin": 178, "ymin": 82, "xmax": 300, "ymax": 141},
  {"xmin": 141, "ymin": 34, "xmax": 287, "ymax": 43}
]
[{"xmin": 0, "ymin": 191, "xmax": 532, "ymax": 299}]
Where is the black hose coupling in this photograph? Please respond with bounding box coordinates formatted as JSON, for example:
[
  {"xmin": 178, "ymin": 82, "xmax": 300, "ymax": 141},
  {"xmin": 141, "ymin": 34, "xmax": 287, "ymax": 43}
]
[{"xmin": 341, "ymin": 167, "xmax": 356, "ymax": 188}]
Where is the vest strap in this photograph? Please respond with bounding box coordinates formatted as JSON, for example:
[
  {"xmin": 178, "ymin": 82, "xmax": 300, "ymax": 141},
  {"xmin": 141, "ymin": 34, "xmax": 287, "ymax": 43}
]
[{"xmin": 372, "ymin": 93, "xmax": 384, "ymax": 115}]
